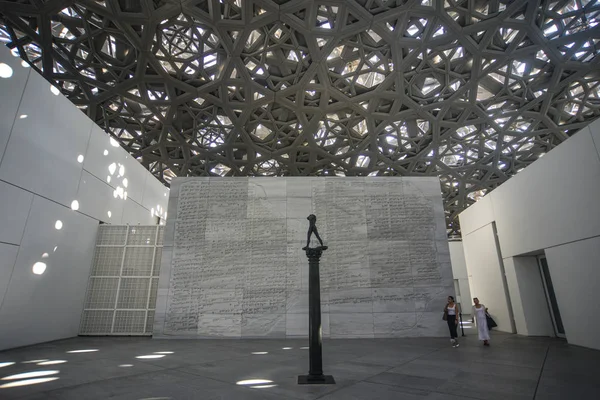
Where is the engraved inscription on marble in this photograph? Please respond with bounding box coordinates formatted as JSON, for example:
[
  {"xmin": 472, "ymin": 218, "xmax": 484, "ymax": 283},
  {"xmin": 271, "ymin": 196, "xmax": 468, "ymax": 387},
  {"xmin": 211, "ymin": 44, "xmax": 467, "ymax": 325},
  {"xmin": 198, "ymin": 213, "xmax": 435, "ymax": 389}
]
[
  {"xmin": 364, "ymin": 191, "xmax": 407, "ymax": 240},
  {"xmin": 170, "ymin": 246, "xmax": 202, "ymax": 289},
  {"xmin": 242, "ymin": 313, "xmax": 286, "ymax": 338},
  {"xmin": 403, "ymin": 196, "xmax": 436, "ymax": 240},
  {"xmin": 313, "ymin": 181, "xmax": 368, "ymax": 242},
  {"xmin": 243, "ymin": 288, "xmax": 287, "ymax": 314},
  {"xmin": 197, "ymin": 314, "xmax": 242, "ymax": 337},
  {"xmin": 369, "ymin": 241, "xmax": 412, "ymax": 287},
  {"xmin": 207, "ymin": 180, "xmax": 248, "ymax": 219},
  {"xmin": 177, "ymin": 181, "xmax": 209, "ymax": 220},
  {"xmin": 155, "ymin": 177, "xmax": 453, "ymax": 339},
  {"xmin": 195, "ymin": 289, "xmax": 243, "ymax": 314},
  {"xmin": 174, "ymin": 219, "xmax": 206, "ymax": 245},
  {"xmin": 164, "ymin": 313, "xmax": 198, "ymax": 335}
]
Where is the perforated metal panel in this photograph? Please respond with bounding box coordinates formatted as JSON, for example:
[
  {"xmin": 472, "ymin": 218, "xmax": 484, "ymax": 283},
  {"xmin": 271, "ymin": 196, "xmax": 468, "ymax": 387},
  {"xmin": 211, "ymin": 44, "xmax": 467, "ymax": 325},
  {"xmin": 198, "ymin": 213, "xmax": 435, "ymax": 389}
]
[
  {"xmin": 122, "ymin": 247, "xmax": 154, "ymax": 276},
  {"xmin": 127, "ymin": 226, "xmax": 159, "ymax": 245},
  {"xmin": 156, "ymin": 228, "xmax": 164, "ymax": 247},
  {"xmin": 91, "ymin": 248, "xmax": 124, "ymax": 276},
  {"xmin": 145, "ymin": 311, "xmax": 155, "ymax": 334},
  {"xmin": 117, "ymin": 278, "xmax": 150, "ymax": 309},
  {"xmin": 80, "ymin": 225, "xmax": 164, "ymax": 336},
  {"xmin": 80, "ymin": 310, "xmax": 114, "ymax": 334},
  {"xmin": 96, "ymin": 226, "xmax": 128, "ymax": 246},
  {"xmin": 84, "ymin": 278, "xmax": 119, "ymax": 309},
  {"xmin": 153, "ymin": 248, "xmax": 162, "ymax": 277},
  {"xmin": 113, "ymin": 310, "xmax": 147, "ymax": 334},
  {"xmin": 148, "ymin": 278, "xmax": 159, "ymax": 309}
]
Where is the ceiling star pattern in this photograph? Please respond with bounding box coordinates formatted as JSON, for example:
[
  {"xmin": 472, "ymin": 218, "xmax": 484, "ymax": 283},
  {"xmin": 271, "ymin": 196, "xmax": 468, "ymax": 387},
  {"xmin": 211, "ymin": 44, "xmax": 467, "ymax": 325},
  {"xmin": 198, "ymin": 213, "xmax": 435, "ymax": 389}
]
[{"xmin": 1, "ymin": 0, "xmax": 600, "ymax": 237}]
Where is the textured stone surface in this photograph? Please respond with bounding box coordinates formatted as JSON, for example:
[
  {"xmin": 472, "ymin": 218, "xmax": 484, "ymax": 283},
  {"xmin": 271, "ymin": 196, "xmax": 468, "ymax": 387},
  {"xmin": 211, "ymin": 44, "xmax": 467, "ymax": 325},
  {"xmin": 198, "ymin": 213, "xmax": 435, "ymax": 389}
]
[{"xmin": 154, "ymin": 177, "xmax": 452, "ymax": 338}]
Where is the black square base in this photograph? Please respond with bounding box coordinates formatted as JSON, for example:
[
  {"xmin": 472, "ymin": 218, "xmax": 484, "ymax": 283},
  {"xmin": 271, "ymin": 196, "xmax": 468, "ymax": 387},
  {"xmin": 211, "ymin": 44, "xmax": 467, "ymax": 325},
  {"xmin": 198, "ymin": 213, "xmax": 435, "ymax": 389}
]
[{"xmin": 297, "ymin": 374, "xmax": 336, "ymax": 385}]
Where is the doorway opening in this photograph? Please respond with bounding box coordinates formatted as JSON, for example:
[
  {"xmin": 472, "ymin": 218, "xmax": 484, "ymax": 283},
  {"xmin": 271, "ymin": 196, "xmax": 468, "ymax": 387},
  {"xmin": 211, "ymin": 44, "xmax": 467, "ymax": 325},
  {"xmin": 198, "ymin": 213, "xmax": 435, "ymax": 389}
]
[{"xmin": 538, "ymin": 255, "xmax": 566, "ymax": 338}]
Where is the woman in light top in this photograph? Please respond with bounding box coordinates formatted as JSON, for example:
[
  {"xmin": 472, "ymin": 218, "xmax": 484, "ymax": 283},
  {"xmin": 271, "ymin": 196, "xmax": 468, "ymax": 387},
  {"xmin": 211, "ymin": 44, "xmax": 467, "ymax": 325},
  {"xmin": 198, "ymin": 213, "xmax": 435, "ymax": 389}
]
[
  {"xmin": 472, "ymin": 297, "xmax": 490, "ymax": 346},
  {"xmin": 444, "ymin": 296, "xmax": 460, "ymax": 347}
]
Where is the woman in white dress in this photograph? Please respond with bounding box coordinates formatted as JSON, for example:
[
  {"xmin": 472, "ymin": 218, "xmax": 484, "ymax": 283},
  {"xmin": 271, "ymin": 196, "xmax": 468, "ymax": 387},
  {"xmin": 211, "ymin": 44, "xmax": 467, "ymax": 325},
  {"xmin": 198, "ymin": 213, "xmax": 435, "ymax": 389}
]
[{"xmin": 472, "ymin": 297, "xmax": 490, "ymax": 346}]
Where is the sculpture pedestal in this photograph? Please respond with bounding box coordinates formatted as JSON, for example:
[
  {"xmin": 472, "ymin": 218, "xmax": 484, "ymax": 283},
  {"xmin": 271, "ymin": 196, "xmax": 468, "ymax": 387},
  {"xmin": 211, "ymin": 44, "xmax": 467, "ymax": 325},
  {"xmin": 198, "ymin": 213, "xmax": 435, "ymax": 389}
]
[
  {"xmin": 298, "ymin": 246, "xmax": 336, "ymax": 385},
  {"xmin": 297, "ymin": 375, "xmax": 336, "ymax": 385}
]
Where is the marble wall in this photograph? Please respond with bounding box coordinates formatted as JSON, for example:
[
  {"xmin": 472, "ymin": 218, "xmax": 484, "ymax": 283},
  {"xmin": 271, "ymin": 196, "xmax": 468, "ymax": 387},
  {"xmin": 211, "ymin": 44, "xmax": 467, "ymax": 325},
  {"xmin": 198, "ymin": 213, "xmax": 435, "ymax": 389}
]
[{"xmin": 153, "ymin": 177, "xmax": 453, "ymax": 338}]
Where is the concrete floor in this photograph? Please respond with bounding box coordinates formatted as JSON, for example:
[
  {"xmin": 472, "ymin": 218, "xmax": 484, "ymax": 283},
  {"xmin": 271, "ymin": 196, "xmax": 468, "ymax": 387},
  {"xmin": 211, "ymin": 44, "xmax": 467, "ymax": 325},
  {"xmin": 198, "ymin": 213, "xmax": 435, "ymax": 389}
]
[{"xmin": 1, "ymin": 331, "xmax": 599, "ymax": 400}]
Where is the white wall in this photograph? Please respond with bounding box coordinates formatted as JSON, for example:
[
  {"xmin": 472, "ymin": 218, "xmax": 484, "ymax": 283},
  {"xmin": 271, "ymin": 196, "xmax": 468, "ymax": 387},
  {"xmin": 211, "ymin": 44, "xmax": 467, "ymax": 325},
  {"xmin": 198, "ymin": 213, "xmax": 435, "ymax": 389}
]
[
  {"xmin": 458, "ymin": 195, "xmax": 496, "ymax": 237},
  {"xmin": 461, "ymin": 224, "xmax": 514, "ymax": 332},
  {"xmin": 448, "ymin": 241, "xmax": 472, "ymax": 314},
  {"xmin": 459, "ymin": 120, "xmax": 600, "ymax": 350},
  {"xmin": 503, "ymin": 256, "xmax": 554, "ymax": 337},
  {"xmin": 0, "ymin": 45, "xmax": 168, "ymax": 350},
  {"xmin": 545, "ymin": 237, "xmax": 600, "ymax": 350},
  {"xmin": 491, "ymin": 127, "xmax": 600, "ymax": 258}
]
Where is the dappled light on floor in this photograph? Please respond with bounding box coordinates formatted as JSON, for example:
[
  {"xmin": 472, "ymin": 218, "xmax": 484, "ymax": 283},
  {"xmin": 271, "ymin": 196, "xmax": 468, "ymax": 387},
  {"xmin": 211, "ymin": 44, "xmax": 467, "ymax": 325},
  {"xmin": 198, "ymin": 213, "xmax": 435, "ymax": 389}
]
[
  {"xmin": 137, "ymin": 397, "xmax": 172, "ymax": 400},
  {"xmin": 2, "ymin": 370, "xmax": 59, "ymax": 380},
  {"xmin": 37, "ymin": 360, "xmax": 66, "ymax": 365},
  {"xmin": 236, "ymin": 378, "xmax": 277, "ymax": 389},
  {"xmin": 0, "ymin": 369, "xmax": 61, "ymax": 389},
  {"xmin": 0, "ymin": 377, "xmax": 59, "ymax": 388},
  {"xmin": 66, "ymin": 349, "xmax": 98, "ymax": 353}
]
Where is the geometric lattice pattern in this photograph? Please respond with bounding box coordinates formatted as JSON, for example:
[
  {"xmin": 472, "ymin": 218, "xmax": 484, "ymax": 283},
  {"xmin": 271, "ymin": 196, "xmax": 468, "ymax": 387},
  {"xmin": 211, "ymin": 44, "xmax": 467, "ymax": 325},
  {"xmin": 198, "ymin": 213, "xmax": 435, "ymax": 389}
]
[
  {"xmin": 80, "ymin": 225, "xmax": 163, "ymax": 336},
  {"xmin": 1, "ymin": 1, "xmax": 600, "ymax": 237}
]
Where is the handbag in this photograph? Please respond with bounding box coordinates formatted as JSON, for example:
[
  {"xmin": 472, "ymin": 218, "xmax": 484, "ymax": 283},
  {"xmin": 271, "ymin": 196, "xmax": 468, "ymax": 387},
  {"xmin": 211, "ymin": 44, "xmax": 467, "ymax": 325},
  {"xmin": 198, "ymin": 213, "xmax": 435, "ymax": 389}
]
[
  {"xmin": 485, "ymin": 312, "xmax": 497, "ymax": 328},
  {"xmin": 442, "ymin": 308, "xmax": 448, "ymax": 321}
]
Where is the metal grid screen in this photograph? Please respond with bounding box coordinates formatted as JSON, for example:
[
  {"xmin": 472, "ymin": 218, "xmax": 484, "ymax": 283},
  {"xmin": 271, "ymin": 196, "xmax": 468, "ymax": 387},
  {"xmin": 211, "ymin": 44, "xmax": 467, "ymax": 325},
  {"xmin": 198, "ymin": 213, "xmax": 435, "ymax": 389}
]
[{"xmin": 80, "ymin": 225, "xmax": 164, "ymax": 336}]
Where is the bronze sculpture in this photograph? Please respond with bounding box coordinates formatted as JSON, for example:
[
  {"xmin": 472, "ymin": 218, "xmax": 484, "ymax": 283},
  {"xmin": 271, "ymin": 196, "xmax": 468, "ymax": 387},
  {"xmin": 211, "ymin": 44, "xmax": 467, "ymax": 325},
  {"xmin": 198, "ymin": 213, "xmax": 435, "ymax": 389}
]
[
  {"xmin": 298, "ymin": 214, "xmax": 334, "ymax": 385},
  {"xmin": 302, "ymin": 214, "xmax": 327, "ymax": 250}
]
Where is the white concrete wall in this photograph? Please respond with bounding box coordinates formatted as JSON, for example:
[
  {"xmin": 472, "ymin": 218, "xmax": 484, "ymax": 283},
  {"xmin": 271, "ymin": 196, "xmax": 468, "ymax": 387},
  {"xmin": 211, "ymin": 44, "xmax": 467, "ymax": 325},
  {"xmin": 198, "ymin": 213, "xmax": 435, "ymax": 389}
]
[
  {"xmin": 461, "ymin": 224, "xmax": 514, "ymax": 332},
  {"xmin": 545, "ymin": 237, "xmax": 600, "ymax": 350},
  {"xmin": 458, "ymin": 195, "xmax": 496, "ymax": 237},
  {"xmin": 0, "ymin": 45, "xmax": 169, "ymax": 350},
  {"xmin": 504, "ymin": 256, "xmax": 554, "ymax": 337},
  {"xmin": 491, "ymin": 127, "xmax": 600, "ymax": 258},
  {"xmin": 448, "ymin": 241, "xmax": 472, "ymax": 314},
  {"xmin": 459, "ymin": 119, "xmax": 600, "ymax": 350}
]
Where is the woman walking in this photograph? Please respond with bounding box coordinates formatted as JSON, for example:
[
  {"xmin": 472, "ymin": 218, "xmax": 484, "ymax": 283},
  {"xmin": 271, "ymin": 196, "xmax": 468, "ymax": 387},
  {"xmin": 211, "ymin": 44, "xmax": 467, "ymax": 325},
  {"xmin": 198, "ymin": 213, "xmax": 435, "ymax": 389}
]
[
  {"xmin": 472, "ymin": 297, "xmax": 490, "ymax": 346},
  {"xmin": 444, "ymin": 296, "xmax": 460, "ymax": 347}
]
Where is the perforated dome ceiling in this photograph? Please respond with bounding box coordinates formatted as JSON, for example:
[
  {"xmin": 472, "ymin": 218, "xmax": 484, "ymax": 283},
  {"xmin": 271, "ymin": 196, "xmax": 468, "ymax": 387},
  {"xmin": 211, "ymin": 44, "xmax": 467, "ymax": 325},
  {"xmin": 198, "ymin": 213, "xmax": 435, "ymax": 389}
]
[{"xmin": 1, "ymin": 0, "xmax": 599, "ymax": 236}]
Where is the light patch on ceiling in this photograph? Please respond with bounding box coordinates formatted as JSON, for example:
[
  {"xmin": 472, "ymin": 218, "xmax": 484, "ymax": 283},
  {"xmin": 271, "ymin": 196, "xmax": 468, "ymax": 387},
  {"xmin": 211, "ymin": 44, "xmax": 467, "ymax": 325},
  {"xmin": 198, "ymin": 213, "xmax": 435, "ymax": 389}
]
[
  {"xmin": 32, "ymin": 262, "xmax": 46, "ymax": 275},
  {"xmin": 0, "ymin": 62, "xmax": 13, "ymax": 78}
]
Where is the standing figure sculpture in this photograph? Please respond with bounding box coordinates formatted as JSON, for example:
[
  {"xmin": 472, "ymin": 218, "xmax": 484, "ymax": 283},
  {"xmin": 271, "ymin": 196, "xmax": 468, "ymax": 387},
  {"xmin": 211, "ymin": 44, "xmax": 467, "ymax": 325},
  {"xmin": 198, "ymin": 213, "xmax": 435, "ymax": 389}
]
[
  {"xmin": 303, "ymin": 214, "xmax": 327, "ymax": 250},
  {"xmin": 297, "ymin": 214, "xmax": 335, "ymax": 385}
]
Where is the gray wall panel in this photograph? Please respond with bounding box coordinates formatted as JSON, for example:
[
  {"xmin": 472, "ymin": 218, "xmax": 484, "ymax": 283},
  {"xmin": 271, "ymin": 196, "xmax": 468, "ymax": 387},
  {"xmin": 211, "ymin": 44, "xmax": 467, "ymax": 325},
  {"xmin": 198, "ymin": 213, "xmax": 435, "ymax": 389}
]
[{"xmin": 154, "ymin": 177, "xmax": 452, "ymax": 338}]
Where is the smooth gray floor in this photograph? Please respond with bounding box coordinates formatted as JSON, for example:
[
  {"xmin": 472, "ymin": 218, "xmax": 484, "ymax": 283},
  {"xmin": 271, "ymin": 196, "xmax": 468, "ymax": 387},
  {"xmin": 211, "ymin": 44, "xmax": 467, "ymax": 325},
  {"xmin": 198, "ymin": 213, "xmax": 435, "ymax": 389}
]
[{"xmin": 1, "ymin": 331, "xmax": 599, "ymax": 399}]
